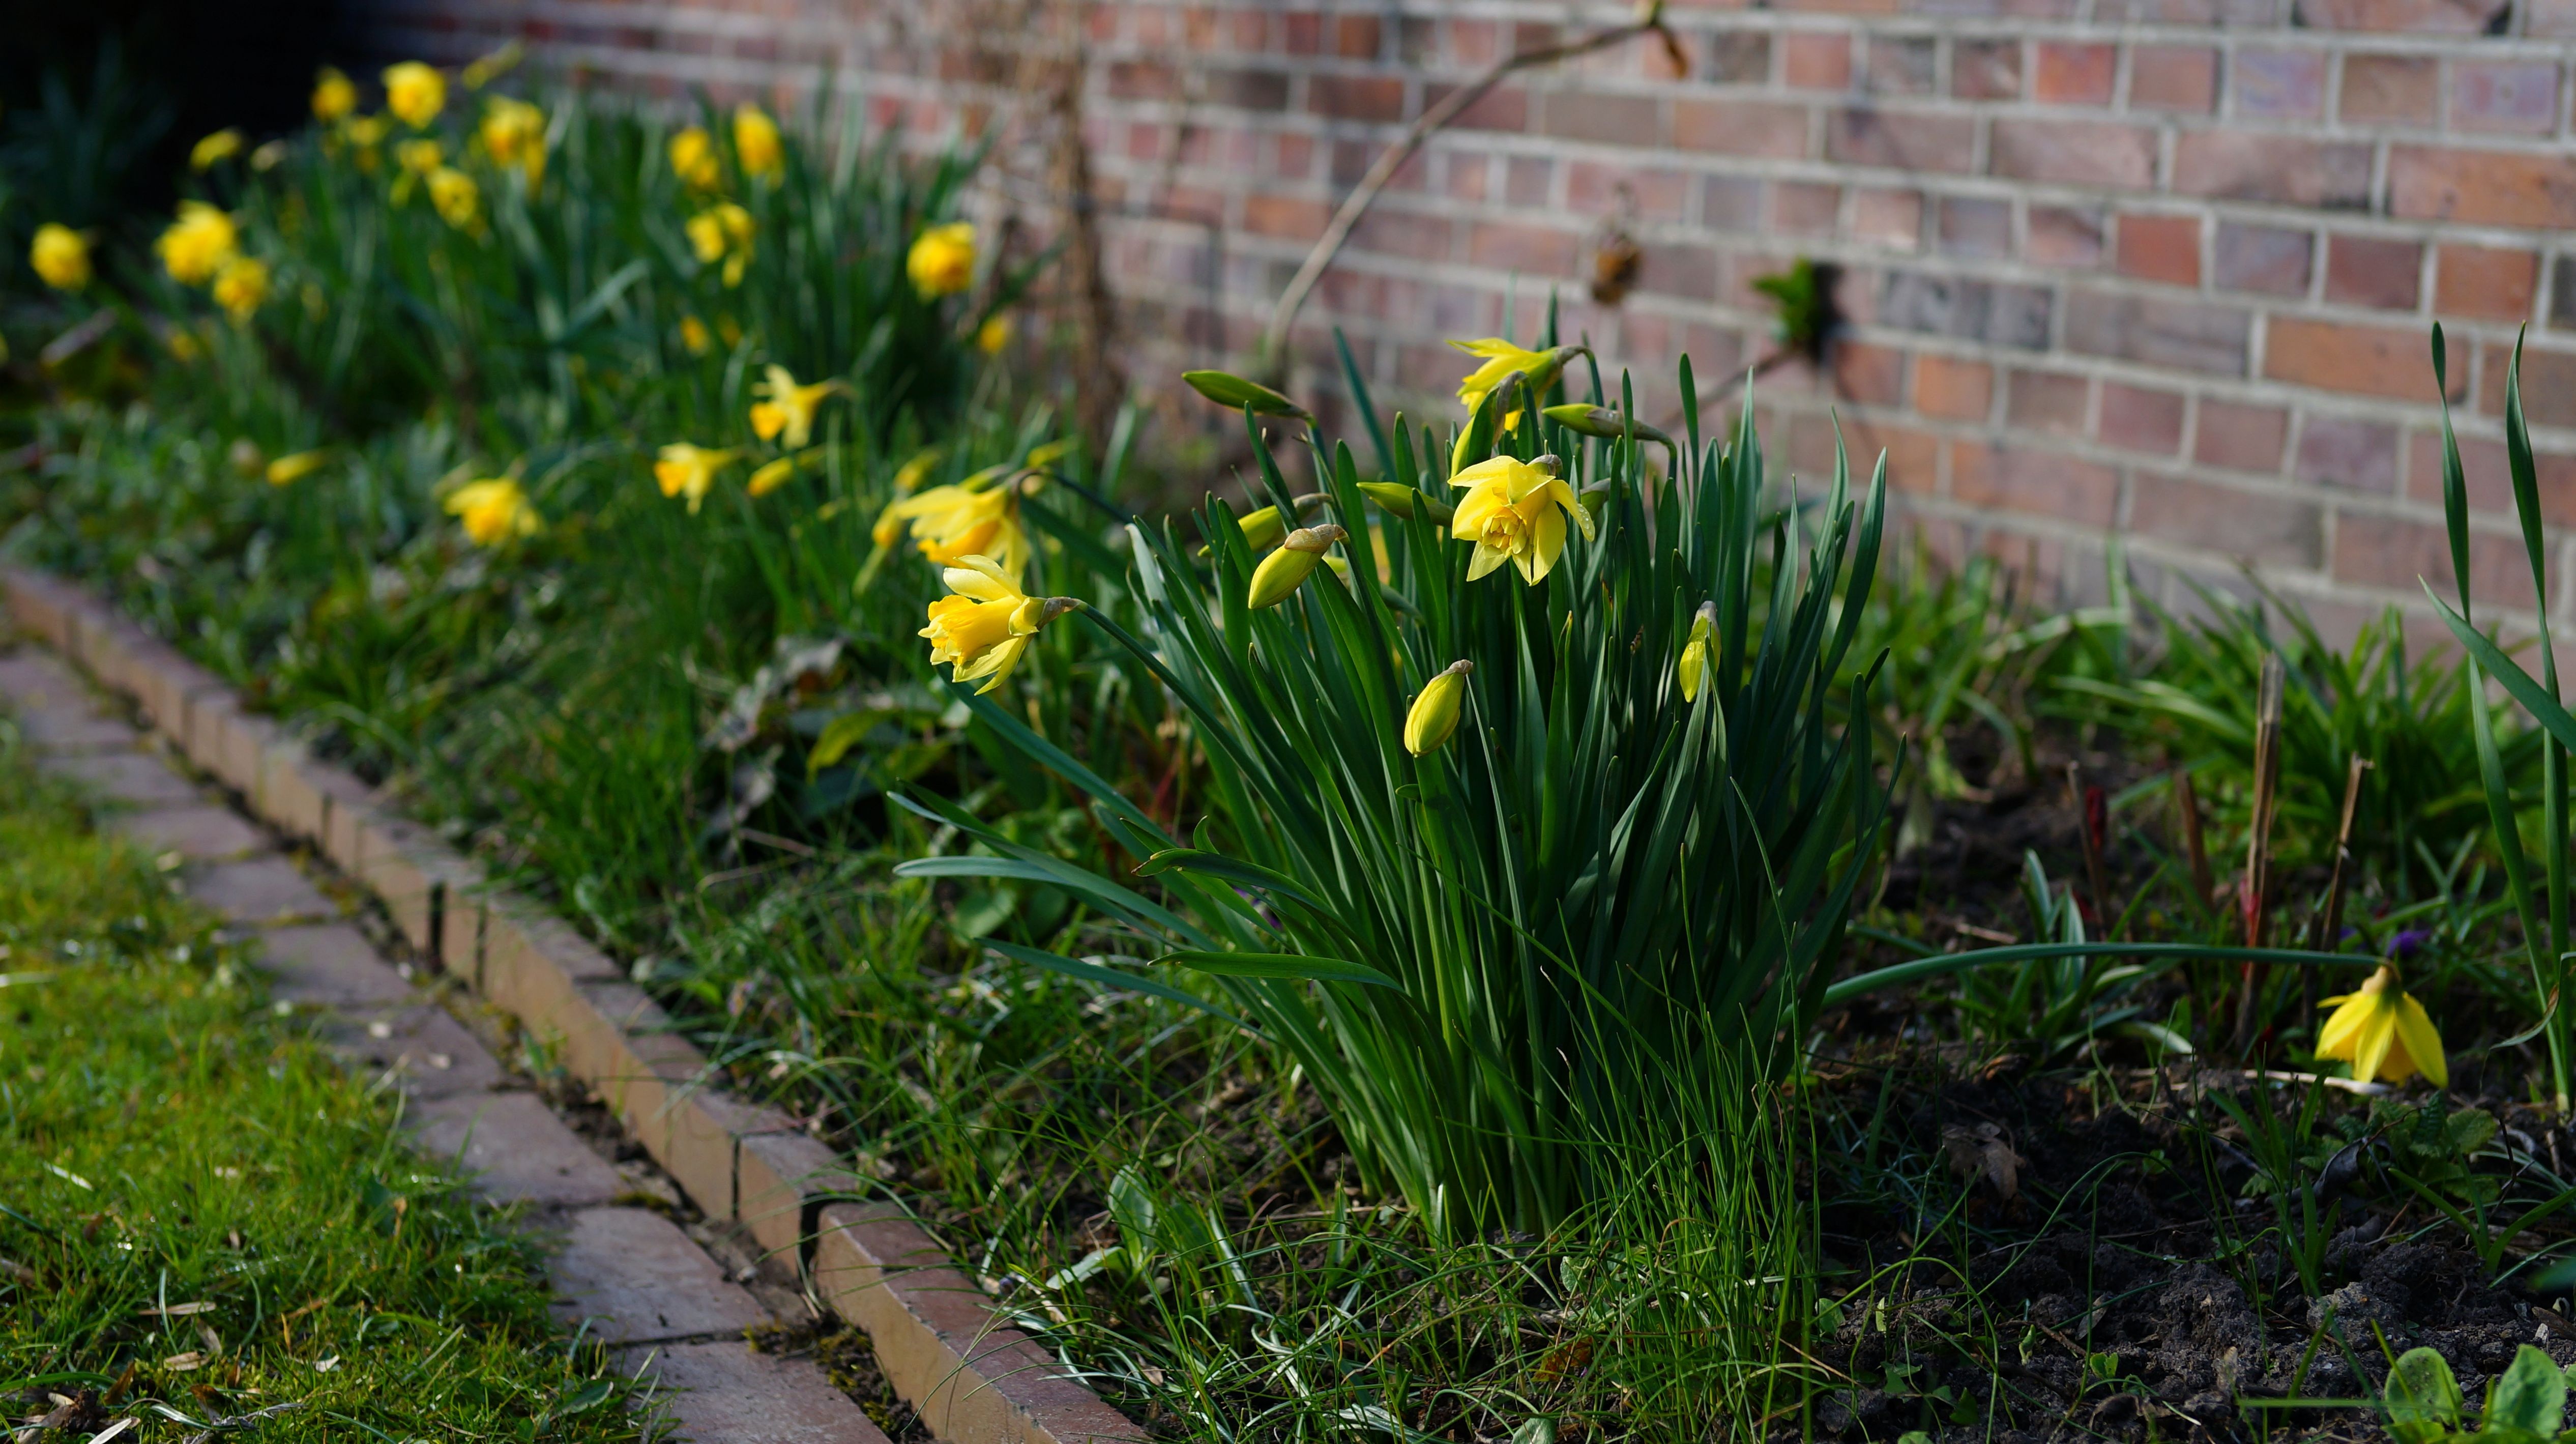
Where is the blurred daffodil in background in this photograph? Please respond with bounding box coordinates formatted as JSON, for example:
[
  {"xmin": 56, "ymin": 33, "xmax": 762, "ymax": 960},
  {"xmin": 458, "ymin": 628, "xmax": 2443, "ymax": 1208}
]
[
  {"xmin": 679, "ymin": 315, "xmax": 713, "ymax": 355},
  {"xmin": 383, "ymin": 62, "xmax": 447, "ymax": 129},
  {"xmin": 427, "ymin": 167, "xmax": 482, "ymax": 232},
  {"xmin": 654, "ymin": 443, "xmax": 739, "ymax": 513},
  {"xmin": 976, "ymin": 313, "xmax": 1012, "ymax": 354},
  {"xmin": 31, "ymin": 225, "xmax": 92, "ymax": 291},
  {"xmin": 1450, "ymin": 453, "xmax": 1591, "ymax": 585},
  {"xmin": 734, "ymin": 104, "xmax": 783, "ymax": 180},
  {"xmin": 2318, "ymin": 965, "xmax": 2448, "ymax": 1087},
  {"xmin": 265, "ymin": 450, "xmax": 329, "ymax": 487},
  {"xmin": 212, "ymin": 257, "xmax": 270, "ymax": 324},
  {"xmin": 874, "ymin": 471, "xmax": 1028, "ymax": 578},
  {"xmin": 668, "ymin": 127, "xmax": 720, "ymax": 190},
  {"xmin": 480, "ymin": 96, "xmax": 547, "ymax": 183},
  {"xmin": 906, "ymin": 222, "xmax": 975, "ymax": 299},
  {"xmin": 919, "ymin": 557, "xmax": 1074, "ymax": 695},
  {"xmin": 445, "ymin": 478, "xmax": 541, "ymax": 545},
  {"xmin": 459, "ymin": 41, "xmax": 524, "ymax": 91},
  {"xmin": 686, "ymin": 203, "xmax": 755, "ymax": 286},
  {"xmin": 157, "ymin": 201, "xmax": 239, "ymax": 285},
  {"xmin": 748, "ymin": 366, "xmax": 847, "ymax": 450},
  {"xmin": 312, "ymin": 66, "xmax": 357, "ymax": 122},
  {"xmin": 190, "ymin": 129, "xmax": 244, "ymax": 172}
]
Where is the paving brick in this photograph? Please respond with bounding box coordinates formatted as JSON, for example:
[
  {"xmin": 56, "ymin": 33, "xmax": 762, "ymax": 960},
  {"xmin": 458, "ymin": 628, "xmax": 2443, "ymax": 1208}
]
[
  {"xmin": 41, "ymin": 750, "xmax": 200, "ymax": 808},
  {"xmin": 2325, "ymin": 235, "xmax": 2424, "ymax": 311},
  {"xmin": 188, "ymin": 856, "xmax": 333, "ymax": 926},
  {"xmin": 738, "ymin": 1131, "xmax": 863, "ymax": 1266},
  {"xmin": 2196, "ymin": 400, "xmax": 2290, "ymax": 473},
  {"xmin": 262, "ymin": 923, "xmax": 413, "ymax": 1006},
  {"xmin": 2131, "ymin": 46, "xmax": 2218, "ymax": 113},
  {"xmin": 329, "ymin": 1004, "xmax": 504, "ymax": 1099},
  {"xmin": 10, "ymin": 703, "xmax": 138, "ymax": 755},
  {"xmin": 622, "ymin": 1341, "xmax": 890, "ymax": 1444},
  {"xmin": 2265, "ymin": 317, "xmax": 2463, "ymax": 401},
  {"xmin": 2389, "ymin": 147, "xmax": 2576, "ymax": 229},
  {"xmin": 109, "ymin": 806, "xmax": 267, "ymax": 861},
  {"xmin": 0, "ymin": 650, "xmax": 82, "ymax": 701},
  {"xmin": 409, "ymin": 1091, "xmax": 628, "ymax": 1206},
  {"xmin": 2435, "ymin": 243, "xmax": 2539, "ymax": 323},
  {"xmin": 550, "ymin": 1208, "xmax": 765, "ymax": 1342}
]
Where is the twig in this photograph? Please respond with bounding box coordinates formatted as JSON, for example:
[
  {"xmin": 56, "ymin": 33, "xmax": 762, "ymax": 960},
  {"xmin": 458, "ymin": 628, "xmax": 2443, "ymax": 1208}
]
[
  {"xmin": 2173, "ymin": 768, "xmax": 2214, "ymax": 909},
  {"xmin": 1257, "ymin": 3, "xmax": 1683, "ymax": 373},
  {"xmin": 2302, "ymin": 754, "xmax": 2374, "ymax": 1028},
  {"xmin": 2233, "ymin": 653, "xmax": 2287, "ymax": 1052}
]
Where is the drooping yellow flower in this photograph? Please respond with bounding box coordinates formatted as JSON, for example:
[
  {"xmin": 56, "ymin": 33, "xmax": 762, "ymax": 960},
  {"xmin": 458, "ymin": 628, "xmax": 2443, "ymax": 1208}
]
[
  {"xmin": 30, "ymin": 225, "xmax": 91, "ymax": 291},
  {"xmin": 873, "ymin": 478, "xmax": 1029, "ymax": 579},
  {"xmin": 747, "ymin": 455, "xmax": 799, "ymax": 497},
  {"xmin": 312, "ymin": 67, "xmax": 358, "ymax": 123},
  {"xmin": 480, "ymin": 96, "xmax": 546, "ymax": 183},
  {"xmin": 444, "ymin": 478, "xmax": 541, "ymax": 545},
  {"xmin": 655, "ymin": 443, "xmax": 741, "ymax": 514},
  {"xmin": 906, "ymin": 222, "xmax": 976, "ymax": 299},
  {"xmin": 190, "ymin": 129, "xmax": 245, "ymax": 172},
  {"xmin": 680, "ymin": 314, "xmax": 713, "ymax": 356},
  {"xmin": 211, "ymin": 257, "xmax": 270, "ymax": 324},
  {"xmin": 893, "ymin": 448, "xmax": 941, "ymax": 495},
  {"xmin": 2317, "ymin": 965, "xmax": 2447, "ymax": 1087},
  {"xmin": 1404, "ymin": 661, "xmax": 1474, "ymax": 756},
  {"xmin": 976, "ymin": 313, "xmax": 1013, "ymax": 354},
  {"xmin": 1449, "ymin": 338, "xmax": 1579, "ymax": 427},
  {"xmin": 686, "ymin": 203, "xmax": 755, "ymax": 286},
  {"xmin": 669, "ymin": 126, "xmax": 721, "ymax": 190},
  {"xmin": 920, "ymin": 556, "xmax": 1075, "ymax": 695},
  {"xmin": 1450, "ymin": 454, "xmax": 1593, "ymax": 585},
  {"xmin": 459, "ymin": 41, "xmax": 523, "ymax": 91},
  {"xmin": 427, "ymin": 167, "xmax": 482, "ymax": 231},
  {"xmin": 383, "ymin": 62, "xmax": 447, "ymax": 129},
  {"xmin": 265, "ymin": 450, "xmax": 329, "ymax": 486},
  {"xmin": 1678, "ymin": 602, "xmax": 1716, "ymax": 702},
  {"xmin": 733, "ymin": 104, "xmax": 783, "ymax": 179},
  {"xmin": 157, "ymin": 201, "xmax": 240, "ymax": 285},
  {"xmin": 1248, "ymin": 526, "xmax": 1348, "ymax": 610},
  {"xmin": 749, "ymin": 365, "xmax": 848, "ymax": 450}
]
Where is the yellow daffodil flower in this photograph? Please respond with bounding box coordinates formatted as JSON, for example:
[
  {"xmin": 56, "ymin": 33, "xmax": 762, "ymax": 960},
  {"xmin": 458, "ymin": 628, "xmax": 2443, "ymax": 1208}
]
[
  {"xmin": 480, "ymin": 96, "xmax": 546, "ymax": 183},
  {"xmin": 655, "ymin": 444, "xmax": 741, "ymax": 514},
  {"xmin": 265, "ymin": 450, "xmax": 329, "ymax": 486},
  {"xmin": 748, "ymin": 365, "xmax": 848, "ymax": 450},
  {"xmin": 1449, "ymin": 338, "xmax": 1585, "ymax": 425},
  {"xmin": 190, "ymin": 129, "xmax": 245, "ymax": 172},
  {"xmin": 977, "ymin": 313, "xmax": 1012, "ymax": 354},
  {"xmin": 669, "ymin": 126, "xmax": 720, "ymax": 190},
  {"xmin": 427, "ymin": 167, "xmax": 482, "ymax": 231},
  {"xmin": 1678, "ymin": 602, "xmax": 1716, "ymax": 702},
  {"xmin": 459, "ymin": 41, "xmax": 523, "ymax": 91},
  {"xmin": 398, "ymin": 137, "xmax": 444, "ymax": 172},
  {"xmin": 1248, "ymin": 526, "xmax": 1348, "ymax": 610},
  {"xmin": 342, "ymin": 113, "xmax": 389, "ymax": 172},
  {"xmin": 893, "ymin": 449, "xmax": 940, "ymax": 495},
  {"xmin": 733, "ymin": 104, "xmax": 783, "ymax": 179},
  {"xmin": 30, "ymin": 225, "xmax": 91, "ymax": 291},
  {"xmin": 1450, "ymin": 453, "xmax": 1592, "ymax": 585},
  {"xmin": 2317, "ymin": 965, "xmax": 2447, "ymax": 1087},
  {"xmin": 212, "ymin": 257, "xmax": 270, "ymax": 324},
  {"xmin": 873, "ymin": 478, "xmax": 1029, "ymax": 579},
  {"xmin": 680, "ymin": 315, "xmax": 713, "ymax": 355},
  {"xmin": 747, "ymin": 455, "xmax": 801, "ymax": 497},
  {"xmin": 157, "ymin": 201, "xmax": 239, "ymax": 286},
  {"xmin": 312, "ymin": 67, "xmax": 358, "ymax": 123},
  {"xmin": 1404, "ymin": 661, "xmax": 1474, "ymax": 756},
  {"xmin": 686, "ymin": 203, "xmax": 755, "ymax": 286},
  {"xmin": 383, "ymin": 62, "xmax": 446, "ymax": 129},
  {"xmin": 907, "ymin": 222, "xmax": 976, "ymax": 299},
  {"xmin": 445, "ymin": 478, "xmax": 541, "ymax": 545},
  {"xmin": 920, "ymin": 556, "xmax": 1076, "ymax": 695}
]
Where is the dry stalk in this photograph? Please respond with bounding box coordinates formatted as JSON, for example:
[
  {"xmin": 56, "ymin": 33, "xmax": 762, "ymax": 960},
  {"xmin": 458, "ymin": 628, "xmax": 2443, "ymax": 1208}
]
[
  {"xmin": 2173, "ymin": 768, "xmax": 2214, "ymax": 909},
  {"xmin": 2233, "ymin": 652, "xmax": 2287, "ymax": 1052}
]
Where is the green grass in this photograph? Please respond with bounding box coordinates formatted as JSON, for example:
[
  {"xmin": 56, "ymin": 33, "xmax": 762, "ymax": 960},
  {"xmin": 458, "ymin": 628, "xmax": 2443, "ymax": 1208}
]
[{"xmin": 0, "ymin": 726, "xmax": 640, "ymax": 1442}]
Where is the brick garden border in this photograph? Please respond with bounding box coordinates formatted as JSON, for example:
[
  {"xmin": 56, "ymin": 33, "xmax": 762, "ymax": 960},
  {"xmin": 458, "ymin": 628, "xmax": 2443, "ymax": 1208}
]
[{"xmin": 0, "ymin": 565, "xmax": 1144, "ymax": 1444}]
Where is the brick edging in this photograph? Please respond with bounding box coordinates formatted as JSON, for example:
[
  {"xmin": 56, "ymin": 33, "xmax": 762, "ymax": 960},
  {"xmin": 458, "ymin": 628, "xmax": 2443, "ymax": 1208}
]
[{"xmin": 0, "ymin": 565, "xmax": 1145, "ymax": 1444}]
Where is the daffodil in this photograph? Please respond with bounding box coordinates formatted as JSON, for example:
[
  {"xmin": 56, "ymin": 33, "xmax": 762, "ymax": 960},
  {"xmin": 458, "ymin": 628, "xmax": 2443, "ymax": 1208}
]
[
  {"xmin": 1449, "ymin": 453, "xmax": 1592, "ymax": 585},
  {"xmin": 747, "ymin": 455, "xmax": 800, "ymax": 497},
  {"xmin": 444, "ymin": 478, "xmax": 541, "ymax": 545},
  {"xmin": 687, "ymin": 203, "xmax": 755, "ymax": 286},
  {"xmin": 1678, "ymin": 602, "xmax": 1716, "ymax": 702},
  {"xmin": 341, "ymin": 114, "xmax": 390, "ymax": 172},
  {"xmin": 669, "ymin": 126, "xmax": 721, "ymax": 190},
  {"xmin": 907, "ymin": 222, "xmax": 975, "ymax": 299},
  {"xmin": 1248, "ymin": 526, "xmax": 1348, "ymax": 609},
  {"xmin": 190, "ymin": 129, "xmax": 244, "ymax": 172},
  {"xmin": 680, "ymin": 315, "xmax": 713, "ymax": 356},
  {"xmin": 2317, "ymin": 965, "xmax": 2447, "ymax": 1087},
  {"xmin": 312, "ymin": 67, "xmax": 358, "ymax": 123},
  {"xmin": 398, "ymin": 137, "xmax": 444, "ymax": 173},
  {"xmin": 749, "ymin": 366, "xmax": 848, "ymax": 450},
  {"xmin": 383, "ymin": 62, "xmax": 446, "ymax": 129},
  {"xmin": 1405, "ymin": 661, "xmax": 1473, "ymax": 756},
  {"xmin": 1449, "ymin": 338, "xmax": 1583, "ymax": 427},
  {"xmin": 265, "ymin": 450, "xmax": 329, "ymax": 486},
  {"xmin": 733, "ymin": 104, "xmax": 783, "ymax": 179},
  {"xmin": 873, "ymin": 478, "xmax": 1029, "ymax": 579},
  {"xmin": 157, "ymin": 201, "xmax": 239, "ymax": 286},
  {"xmin": 893, "ymin": 448, "xmax": 941, "ymax": 495},
  {"xmin": 480, "ymin": 96, "xmax": 546, "ymax": 183},
  {"xmin": 251, "ymin": 140, "xmax": 287, "ymax": 171},
  {"xmin": 920, "ymin": 556, "xmax": 1076, "ymax": 695},
  {"xmin": 655, "ymin": 444, "xmax": 741, "ymax": 514},
  {"xmin": 976, "ymin": 313, "xmax": 1013, "ymax": 354},
  {"xmin": 30, "ymin": 225, "xmax": 91, "ymax": 291},
  {"xmin": 211, "ymin": 257, "xmax": 270, "ymax": 324},
  {"xmin": 427, "ymin": 167, "xmax": 482, "ymax": 232}
]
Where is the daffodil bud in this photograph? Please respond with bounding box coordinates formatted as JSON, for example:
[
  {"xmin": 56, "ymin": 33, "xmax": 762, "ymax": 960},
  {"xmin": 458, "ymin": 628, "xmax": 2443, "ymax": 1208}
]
[
  {"xmin": 1541, "ymin": 402, "xmax": 1675, "ymax": 449},
  {"xmin": 1247, "ymin": 525, "xmax": 1346, "ymax": 609},
  {"xmin": 1678, "ymin": 601, "xmax": 1716, "ymax": 702},
  {"xmin": 1579, "ymin": 479, "xmax": 1616, "ymax": 524},
  {"xmin": 1358, "ymin": 481, "xmax": 1453, "ymax": 524},
  {"xmin": 1201, "ymin": 494, "xmax": 1323, "ymax": 557},
  {"xmin": 1182, "ymin": 369, "xmax": 1313, "ymax": 421},
  {"xmin": 1404, "ymin": 660, "xmax": 1473, "ymax": 757}
]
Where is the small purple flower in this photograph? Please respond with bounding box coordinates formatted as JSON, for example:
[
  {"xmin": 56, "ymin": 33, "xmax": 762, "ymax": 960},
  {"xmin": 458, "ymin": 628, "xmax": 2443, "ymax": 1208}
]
[{"xmin": 2390, "ymin": 929, "xmax": 2433, "ymax": 961}]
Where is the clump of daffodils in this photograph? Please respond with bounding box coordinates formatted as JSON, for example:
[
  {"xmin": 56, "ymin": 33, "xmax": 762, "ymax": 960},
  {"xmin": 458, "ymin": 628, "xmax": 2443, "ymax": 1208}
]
[
  {"xmin": 733, "ymin": 105, "xmax": 783, "ymax": 180},
  {"xmin": 312, "ymin": 67, "xmax": 358, "ymax": 123},
  {"xmin": 383, "ymin": 62, "xmax": 447, "ymax": 129},
  {"xmin": 687, "ymin": 203, "xmax": 756, "ymax": 287},
  {"xmin": 157, "ymin": 201, "xmax": 240, "ymax": 286},
  {"xmin": 30, "ymin": 225, "xmax": 91, "ymax": 291},
  {"xmin": 2317, "ymin": 965, "xmax": 2447, "ymax": 1087},
  {"xmin": 669, "ymin": 127, "xmax": 721, "ymax": 191},
  {"xmin": 906, "ymin": 223, "xmax": 976, "ymax": 299},
  {"xmin": 479, "ymin": 96, "xmax": 547, "ymax": 184}
]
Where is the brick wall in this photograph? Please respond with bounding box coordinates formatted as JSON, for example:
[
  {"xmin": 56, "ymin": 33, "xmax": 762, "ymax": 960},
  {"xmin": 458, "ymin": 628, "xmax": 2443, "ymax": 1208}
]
[{"xmin": 361, "ymin": 0, "xmax": 2576, "ymax": 633}]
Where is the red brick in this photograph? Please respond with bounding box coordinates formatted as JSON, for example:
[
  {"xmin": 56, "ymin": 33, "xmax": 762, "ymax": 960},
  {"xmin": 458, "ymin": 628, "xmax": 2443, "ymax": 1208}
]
[
  {"xmin": 1467, "ymin": 220, "xmax": 1578, "ymax": 272},
  {"xmin": 2007, "ymin": 369, "xmax": 2092, "ymax": 435},
  {"xmin": 2340, "ymin": 55, "xmax": 2438, "ymax": 124},
  {"xmin": 1506, "ymin": 156, "xmax": 1552, "ymax": 206},
  {"xmin": 1673, "ymin": 98, "xmax": 1811, "ymax": 159},
  {"xmin": 1705, "ymin": 32, "xmax": 1773, "ymax": 85},
  {"xmin": 1541, "ymin": 93, "xmax": 1658, "ymax": 145},
  {"xmin": 2264, "ymin": 317, "xmax": 2466, "ymax": 400},
  {"xmin": 2325, "ymin": 235, "xmax": 2424, "ymax": 310},
  {"xmin": 1349, "ymin": 208, "xmax": 1452, "ymax": 262},
  {"xmin": 1939, "ymin": 197, "xmax": 2012, "ymax": 258},
  {"xmin": 2334, "ymin": 513, "xmax": 2538, "ymax": 613},
  {"xmin": 1853, "ymin": 188, "xmax": 1924, "ymax": 247},
  {"xmin": 1775, "ymin": 181, "xmax": 1842, "ymax": 235},
  {"xmin": 2300, "ymin": 416, "xmax": 2403, "ymax": 494},
  {"xmin": 1953, "ymin": 40, "xmax": 2022, "ymax": 99},
  {"xmin": 1244, "ymin": 193, "xmax": 1330, "ymax": 239},
  {"xmin": 2130, "ymin": 46, "xmax": 2218, "ymax": 113},
  {"xmin": 1282, "ymin": 11, "xmax": 1323, "ymax": 53},
  {"xmin": 2451, "ymin": 61, "xmax": 2561, "ymax": 135},
  {"xmin": 1991, "ymin": 119, "xmax": 2156, "ymax": 188},
  {"xmin": 1784, "ymin": 33, "xmax": 1853, "ymax": 89},
  {"xmin": 2390, "ymin": 147, "xmax": 2576, "ymax": 229},
  {"xmin": 2195, "ymin": 400, "xmax": 2289, "ymax": 472},
  {"xmin": 2303, "ymin": 0, "xmax": 2510, "ymax": 28},
  {"xmin": 2132, "ymin": 475, "xmax": 2321, "ymax": 565},
  {"xmin": 1636, "ymin": 242, "xmax": 1718, "ymax": 299},
  {"xmin": 2033, "ymin": 43, "xmax": 2116, "ymax": 104},
  {"xmin": 1309, "ymin": 73, "xmax": 1406, "ymax": 123},
  {"xmin": 2233, "ymin": 48, "xmax": 2328, "ymax": 120},
  {"xmin": 1915, "ymin": 354, "xmax": 1995, "ymax": 420},
  {"xmin": 1826, "ymin": 106, "xmax": 1977, "ymax": 172},
  {"xmin": 2212, "ymin": 223, "xmax": 2314, "ymax": 297},
  {"xmin": 2101, "ymin": 383, "xmax": 2186, "ymax": 454},
  {"xmin": 2065, "ymin": 291, "xmax": 2251, "ymax": 375},
  {"xmin": 2476, "ymin": 344, "xmax": 2576, "ymax": 428},
  {"xmin": 1834, "ymin": 341, "xmax": 1908, "ymax": 405},
  {"xmin": 1568, "ymin": 163, "xmax": 1690, "ymax": 221},
  {"xmin": 1950, "ymin": 441, "xmax": 2120, "ymax": 527},
  {"xmin": 1421, "ymin": 82, "xmax": 1526, "ymax": 132},
  {"xmin": 1866, "ymin": 36, "xmax": 1939, "ymax": 94},
  {"xmin": 1336, "ymin": 14, "xmax": 1382, "ymax": 57},
  {"xmin": 2173, "ymin": 133, "xmax": 2372, "ymax": 207},
  {"xmin": 2118, "ymin": 213, "xmax": 2201, "ymax": 286},
  {"xmin": 2436, "ymin": 243, "xmax": 2539, "ymax": 322},
  {"xmin": 2408, "ymin": 424, "xmax": 2576, "ymax": 525},
  {"xmin": 2029, "ymin": 206, "xmax": 2106, "ymax": 267}
]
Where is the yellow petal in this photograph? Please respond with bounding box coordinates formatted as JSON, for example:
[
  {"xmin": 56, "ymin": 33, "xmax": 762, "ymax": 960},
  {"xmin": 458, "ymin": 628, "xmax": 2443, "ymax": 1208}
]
[
  {"xmin": 2348, "ymin": 1003, "xmax": 2397, "ymax": 1085},
  {"xmin": 2314, "ymin": 992, "xmax": 2370, "ymax": 1060},
  {"xmin": 2395, "ymin": 993, "xmax": 2448, "ymax": 1088},
  {"xmin": 1465, "ymin": 540, "xmax": 1512, "ymax": 582}
]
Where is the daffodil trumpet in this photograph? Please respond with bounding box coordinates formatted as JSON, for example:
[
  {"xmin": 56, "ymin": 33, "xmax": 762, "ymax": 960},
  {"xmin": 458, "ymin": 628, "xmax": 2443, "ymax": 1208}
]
[
  {"xmin": 1247, "ymin": 525, "xmax": 1348, "ymax": 610},
  {"xmin": 2316, "ymin": 964, "xmax": 2447, "ymax": 1087},
  {"xmin": 1404, "ymin": 660, "xmax": 1473, "ymax": 757}
]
